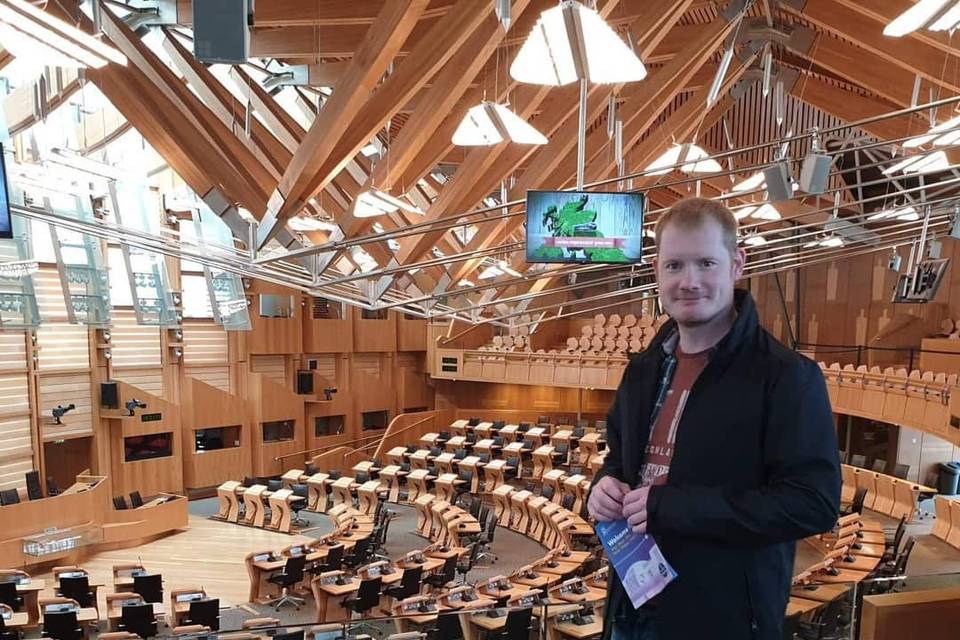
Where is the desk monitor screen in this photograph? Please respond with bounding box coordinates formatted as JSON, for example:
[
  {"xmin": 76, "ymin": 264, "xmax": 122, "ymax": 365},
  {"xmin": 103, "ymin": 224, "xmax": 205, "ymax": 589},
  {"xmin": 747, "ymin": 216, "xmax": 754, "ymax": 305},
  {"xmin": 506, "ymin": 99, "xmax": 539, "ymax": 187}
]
[
  {"xmin": 175, "ymin": 593, "xmax": 204, "ymax": 603},
  {"xmin": 253, "ymin": 553, "xmax": 271, "ymax": 563},
  {"xmin": 288, "ymin": 546, "xmax": 302, "ymax": 556},
  {"xmin": 59, "ymin": 571, "xmax": 86, "ymax": 579},
  {"xmin": 45, "ymin": 604, "xmax": 75, "ymax": 613},
  {"xmin": 122, "ymin": 598, "xmax": 142, "ymax": 607}
]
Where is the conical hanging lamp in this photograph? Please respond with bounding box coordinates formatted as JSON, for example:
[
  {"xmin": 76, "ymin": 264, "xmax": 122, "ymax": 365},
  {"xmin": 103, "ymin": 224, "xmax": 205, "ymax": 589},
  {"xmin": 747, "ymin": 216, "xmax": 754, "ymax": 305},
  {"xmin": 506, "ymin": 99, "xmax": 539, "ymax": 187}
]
[{"xmin": 451, "ymin": 101, "xmax": 548, "ymax": 146}]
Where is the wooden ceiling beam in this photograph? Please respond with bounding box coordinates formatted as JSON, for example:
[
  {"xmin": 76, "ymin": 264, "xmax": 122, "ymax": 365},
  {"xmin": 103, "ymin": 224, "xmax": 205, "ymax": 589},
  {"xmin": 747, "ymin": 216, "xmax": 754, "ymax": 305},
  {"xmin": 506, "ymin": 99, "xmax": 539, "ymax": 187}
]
[
  {"xmin": 787, "ymin": 0, "xmax": 960, "ymax": 95},
  {"xmin": 250, "ymin": 19, "xmax": 437, "ymax": 59},
  {"xmin": 175, "ymin": 0, "xmax": 455, "ymax": 27},
  {"xmin": 257, "ymin": 0, "xmax": 429, "ymax": 249}
]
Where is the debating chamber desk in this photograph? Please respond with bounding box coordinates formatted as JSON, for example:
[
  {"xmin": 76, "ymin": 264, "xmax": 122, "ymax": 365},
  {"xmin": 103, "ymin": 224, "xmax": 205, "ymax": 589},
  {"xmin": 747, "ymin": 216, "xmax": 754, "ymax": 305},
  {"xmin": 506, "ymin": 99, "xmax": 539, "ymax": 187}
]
[{"xmin": 0, "ymin": 474, "xmax": 188, "ymax": 568}]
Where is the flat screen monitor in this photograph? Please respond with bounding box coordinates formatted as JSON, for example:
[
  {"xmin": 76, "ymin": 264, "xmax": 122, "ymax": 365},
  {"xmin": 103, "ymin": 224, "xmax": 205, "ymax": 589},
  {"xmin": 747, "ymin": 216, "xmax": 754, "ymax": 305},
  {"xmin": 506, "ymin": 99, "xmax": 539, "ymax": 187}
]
[
  {"xmin": 0, "ymin": 144, "xmax": 11, "ymax": 239},
  {"xmin": 525, "ymin": 190, "xmax": 644, "ymax": 264}
]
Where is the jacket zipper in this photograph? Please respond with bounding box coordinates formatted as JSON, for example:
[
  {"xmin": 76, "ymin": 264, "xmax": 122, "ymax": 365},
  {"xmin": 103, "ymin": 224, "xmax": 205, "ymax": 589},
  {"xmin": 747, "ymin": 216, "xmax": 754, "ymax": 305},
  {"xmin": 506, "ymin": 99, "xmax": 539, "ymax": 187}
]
[{"xmin": 744, "ymin": 572, "xmax": 760, "ymax": 636}]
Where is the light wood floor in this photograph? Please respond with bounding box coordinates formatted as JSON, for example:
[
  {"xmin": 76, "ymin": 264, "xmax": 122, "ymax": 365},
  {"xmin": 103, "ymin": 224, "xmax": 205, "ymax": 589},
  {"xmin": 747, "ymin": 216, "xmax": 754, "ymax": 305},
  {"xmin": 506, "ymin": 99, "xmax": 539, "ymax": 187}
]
[{"xmin": 31, "ymin": 515, "xmax": 314, "ymax": 613}]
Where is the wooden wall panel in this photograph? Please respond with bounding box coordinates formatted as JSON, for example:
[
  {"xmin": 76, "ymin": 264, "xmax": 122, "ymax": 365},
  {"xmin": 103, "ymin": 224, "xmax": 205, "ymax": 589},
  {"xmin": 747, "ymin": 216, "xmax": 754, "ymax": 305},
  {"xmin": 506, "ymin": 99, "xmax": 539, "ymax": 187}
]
[
  {"xmin": 397, "ymin": 314, "xmax": 427, "ymax": 351},
  {"xmin": 183, "ymin": 320, "xmax": 229, "ymax": 364},
  {"xmin": 353, "ymin": 308, "xmax": 397, "ymax": 352},
  {"xmin": 111, "ymin": 368, "xmax": 164, "ymax": 398},
  {"xmin": 304, "ymin": 354, "xmax": 339, "ymax": 385},
  {"xmin": 184, "ymin": 365, "xmax": 231, "ymax": 393},
  {"xmin": 302, "ymin": 300, "xmax": 354, "ymax": 353},
  {"xmin": 248, "ymin": 373, "xmax": 305, "ymax": 477},
  {"xmin": 435, "ymin": 380, "xmax": 614, "ymax": 423},
  {"xmin": 109, "ymin": 309, "xmax": 161, "ymax": 368},
  {"xmin": 0, "ymin": 369, "xmax": 35, "ymax": 492},
  {"xmin": 246, "ymin": 284, "xmax": 302, "ymax": 354},
  {"xmin": 0, "ymin": 333, "xmax": 27, "ymax": 373},
  {"xmin": 180, "ymin": 377, "xmax": 251, "ymax": 490},
  {"xmin": 36, "ymin": 324, "xmax": 90, "ymax": 371},
  {"xmin": 250, "ymin": 354, "xmax": 287, "ymax": 386},
  {"xmin": 38, "ymin": 373, "xmax": 93, "ymax": 440}
]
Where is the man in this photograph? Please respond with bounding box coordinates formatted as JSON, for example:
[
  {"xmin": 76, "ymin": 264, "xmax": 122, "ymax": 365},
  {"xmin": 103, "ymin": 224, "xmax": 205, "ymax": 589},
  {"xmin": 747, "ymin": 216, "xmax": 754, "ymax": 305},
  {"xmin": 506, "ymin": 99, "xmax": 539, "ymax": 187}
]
[{"xmin": 588, "ymin": 198, "xmax": 841, "ymax": 640}]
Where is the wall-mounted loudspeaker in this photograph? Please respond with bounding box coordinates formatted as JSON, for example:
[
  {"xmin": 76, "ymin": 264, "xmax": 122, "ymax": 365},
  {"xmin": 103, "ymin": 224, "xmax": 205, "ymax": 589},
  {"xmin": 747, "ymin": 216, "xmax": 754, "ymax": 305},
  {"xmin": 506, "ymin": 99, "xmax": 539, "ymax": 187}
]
[
  {"xmin": 763, "ymin": 161, "xmax": 793, "ymax": 202},
  {"xmin": 193, "ymin": 0, "xmax": 253, "ymax": 64},
  {"xmin": 799, "ymin": 153, "xmax": 832, "ymax": 195},
  {"xmin": 25, "ymin": 470, "xmax": 42, "ymax": 500},
  {"xmin": 100, "ymin": 381, "xmax": 119, "ymax": 409},
  {"xmin": 296, "ymin": 370, "xmax": 314, "ymax": 395}
]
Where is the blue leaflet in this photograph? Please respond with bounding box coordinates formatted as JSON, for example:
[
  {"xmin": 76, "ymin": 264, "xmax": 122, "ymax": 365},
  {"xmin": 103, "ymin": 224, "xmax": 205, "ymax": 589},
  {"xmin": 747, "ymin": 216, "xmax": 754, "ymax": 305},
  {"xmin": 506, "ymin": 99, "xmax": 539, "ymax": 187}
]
[{"xmin": 596, "ymin": 519, "xmax": 677, "ymax": 608}]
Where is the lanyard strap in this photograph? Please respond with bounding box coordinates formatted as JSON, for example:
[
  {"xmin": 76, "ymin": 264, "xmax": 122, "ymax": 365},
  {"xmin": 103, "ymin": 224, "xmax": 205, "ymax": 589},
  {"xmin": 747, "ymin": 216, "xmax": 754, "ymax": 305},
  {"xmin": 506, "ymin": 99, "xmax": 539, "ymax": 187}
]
[{"xmin": 647, "ymin": 352, "xmax": 678, "ymax": 431}]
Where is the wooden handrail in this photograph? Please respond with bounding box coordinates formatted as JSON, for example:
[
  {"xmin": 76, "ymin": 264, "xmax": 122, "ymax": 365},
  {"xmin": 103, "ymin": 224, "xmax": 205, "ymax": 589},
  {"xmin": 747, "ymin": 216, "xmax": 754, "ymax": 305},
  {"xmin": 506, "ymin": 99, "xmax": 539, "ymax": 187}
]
[{"xmin": 274, "ymin": 434, "xmax": 381, "ymax": 462}]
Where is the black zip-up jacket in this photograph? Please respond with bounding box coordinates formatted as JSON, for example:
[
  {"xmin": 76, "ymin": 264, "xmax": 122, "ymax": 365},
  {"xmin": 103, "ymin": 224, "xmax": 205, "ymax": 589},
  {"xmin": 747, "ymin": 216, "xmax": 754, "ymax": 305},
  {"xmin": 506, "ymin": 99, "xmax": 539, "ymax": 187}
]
[{"xmin": 594, "ymin": 290, "xmax": 841, "ymax": 640}]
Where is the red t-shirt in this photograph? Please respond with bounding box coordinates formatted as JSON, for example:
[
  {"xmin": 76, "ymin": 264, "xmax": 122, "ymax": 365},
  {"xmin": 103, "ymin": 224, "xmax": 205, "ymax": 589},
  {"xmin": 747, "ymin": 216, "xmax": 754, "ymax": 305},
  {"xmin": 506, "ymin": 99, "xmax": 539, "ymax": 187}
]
[{"xmin": 638, "ymin": 347, "xmax": 708, "ymax": 487}]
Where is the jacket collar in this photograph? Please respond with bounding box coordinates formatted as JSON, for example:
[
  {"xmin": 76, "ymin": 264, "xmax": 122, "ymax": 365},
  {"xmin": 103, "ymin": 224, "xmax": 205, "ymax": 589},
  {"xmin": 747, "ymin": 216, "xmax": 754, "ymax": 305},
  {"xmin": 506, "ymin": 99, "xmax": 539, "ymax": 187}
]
[{"xmin": 649, "ymin": 289, "xmax": 759, "ymax": 362}]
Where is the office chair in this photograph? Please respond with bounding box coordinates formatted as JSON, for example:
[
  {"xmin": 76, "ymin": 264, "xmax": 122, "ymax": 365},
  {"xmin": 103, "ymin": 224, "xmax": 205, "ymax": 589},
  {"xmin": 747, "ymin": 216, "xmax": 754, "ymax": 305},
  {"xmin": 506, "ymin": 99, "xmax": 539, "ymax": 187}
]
[
  {"xmin": 882, "ymin": 516, "xmax": 907, "ymax": 562},
  {"xmin": 560, "ymin": 494, "xmax": 575, "ymax": 511},
  {"xmin": 571, "ymin": 426, "xmax": 585, "ymax": 439},
  {"xmin": 837, "ymin": 449, "xmax": 847, "ymax": 464},
  {"xmin": 891, "ymin": 463, "xmax": 910, "ymax": 480},
  {"xmin": 849, "ymin": 454, "xmax": 866, "ymax": 468},
  {"xmin": 424, "ymin": 556, "xmax": 457, "ymax": 590},
  {"xmin": 328, "ymin": 470, "xmax": 342, "ymax": 480},
  {"xmin": 796, "ymin": 594, "xmax": 844, "ymax": 640},
  {"xmin": 57, "ymin": 576, "xmax": 95, "ymax": 608},
  {"xmin": 355, "ymin": 470, "xmax": 370, "ymax": 484},
  {"xmin": 46, "ymin": 477, "xmax": 60, "ymax": 496},
  {"xmin": 25, "ymin": 471, "xmax": 43, "ymax": 501},
  {"xmin": 0, "ymin": 490, "xmax": 19, "ymax": 506},
  {"xmin": 119, "ymin": 602, "xmax": 158, "ymax": 639},
  {"xmin": 267, "ymin": 555, "xmax": 306, "ymax": 611},
  {"xmin": 133, "ymin": 574, "xmax": 163, "ymax": 604},
  {"xmin": 536, "ymin": 415, "xmax": 550, "ymax": 424},
  {"xmin": 385, "ymin": 566, "xmax": 422, "ymax": 601},
  {"xmin": 464, "ymin": 432, "xmax": 477, "ymax": 446},
  {"xmin": 870, "ymin": 537, "xmax": 916, "ymax": 594},
  {"xmin": 475, "ymin": 514, "xmax": 498, "ymax": 565},
  {"xmin": 309, "ymin": 544, "xmax": 344, "ymax": 576},
  {"xmin": 304, "ymin": 462, "xmax": 318, "ymax": 476},
  {"xmin": 468, "ymin": 497, "xmax": 482, "ymax": 519},
  {"xmin": 129, "ymin": 491, "xmax": 145, "ymax": 508},
  {"xmin": 431, "ymin": 611, "xmax": 464, "ymax": 640},
  {"xmin": 0, "ymin": 606, "xmax": 20, "ymax": 640},
  {"xmin": 0, "ymin": 583, "xmax": 22, "ymax": 612},
  {"xmin": 113, "ymin": 496, "xmax": 128, "ymax": 510},
  {"xmin": 342, "ymin": 577, "xmax": 382, "ymax": 636},
  {"xmin": 184, "ymin": 598, "xmax": 220, "ymax": 631},
  {"xmin": 871, "ymin": 459, "xmax": 888, "ymax": 474},
  {"xmin": 492, "ymin": 421, "xmax": 505, "ymax": 429},
  {"xmin": 370, "ymin": 512, "xmax": 392, "ymax": 563},
  {"xmin": 540, "ymin": 485, "xmax": 555, "ymax": 502},
  {"xmin": 456, "ymin": 543, "xmax": 481, "ymax": 584},
  {"xmin": 242, "ymin": 476, "xmax": 257, "ymax": 488},
  {"xmin": 271, "ymin": 631, "xmax": 305, "ymax": 640},
  {"xmin": 467, "ymin": 418, "xmax": 480, "ymax": 427},
  {"xmin": 492, "ymin": 607, "xmax": 532, "ymax": 640},
  {"xmin": 267, "ymin": 479, "xmax": 283, "ymax": 492},
  {"xmin": 41, "ymin": 610, "xmax": 82, "ymax": 640},
  {"xmin": 840, "ymin": 487, "xmax": 867, "ymax": 518},
  {"xmin": 438, "ymin": 431, "xmax": 451, "ymax": 441},
  {"xmin": 289, "ymin": 484, "xmax": 309, "ymax": 527},
  {"xmin": 453, "ymin": 448, "xmax": 467, "ymax": 461},
  {"xmin": 342, "ymin": 537, "xmax": 372, "ymax": 570}
]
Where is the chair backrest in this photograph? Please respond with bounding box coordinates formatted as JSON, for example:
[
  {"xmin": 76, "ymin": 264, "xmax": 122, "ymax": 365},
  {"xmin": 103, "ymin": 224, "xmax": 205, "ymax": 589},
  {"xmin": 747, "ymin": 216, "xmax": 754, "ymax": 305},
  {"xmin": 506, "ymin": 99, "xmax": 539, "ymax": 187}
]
[
  {"xmin": 0, "ymin": 489, "xmax": 20, "ymax": 506},
  {"xmin": 850, "ymin": 454, "xmax": 866, "ymax": 468},
  {"xmin": 837, "ymin": 450, "xmax": 848, "ymax": 464},
  {"xmin": 504, "ymin": 607, "xmax": 533, "ymax": 639},
  {"xmin": 271, "ymin": 630, "xmax": 305, "ymax": 640},
  {"xmin": 892, "ymin": 463, "xmax": 910, "ymax": 480},
  {"xmin": 890, "ymin": 516, "xmax": 907, "ymax": 555},
  {"xmin": 454, "ymin": 448, "xmax": 467, "ymax": 460},
  {"xmin": 397, "ymin": 566, "xmax": 422, "ymax": 598},
  {"xmin": 816, "ymin": 597, "xmax": 845, "ymax": 637},
  {"xmin": 267, "ymin": 479, "xmax": 283, "ymax": 492},
  {"xmin": 25, "ymin": 471, "xmax": 43, "ymax": 500},
  {"xmin": 121, "ymin": 602, "xmax": 157, "ymax": 637},
  {"xmin": 356, "ymin": 577, "xmax": 382, "ymax": 609},
  {"xmin": 851, "ymin": 487, "xmax": 867, "ymax": 515},
  {"xmin": 44, "ymin": 610, "xmax": 80, "ymax": 640},
  {"xmin": 324, "ymin": 544, "xmax": 344, "ymax": 569},
  {"xmin": 572, "ymin": 427, "xmax": 585, "ymax": 438},
  {"xmin": 351, "ymin": 536, "xmax": 371, "ymax": 562},
  {"xmin": 561, "ymin": 494, "xmax": 575, "ymax": 510},
  {"xmin": 434, "ymin": 612, "xmax": 463, "ymax": 639},
  {"xmin": 292, "ymin": 484, "xmax": 308, "ymax": 499},
  {"xmin": 242, "ymin": 476, "xmax": 257, "ymax": 488},
  {"xmin": 284, "ymin": 555, "xmax": 306, "ymax": 583},
  {"xmin": 188, "ymin": 598, "xmax": 220, "ymax": 631},
  {"xmin": 133, "ymin": 574, "xmax": 163, "ymax": 603},
  {"xmin": 893, "ymin": 537, "xmax": 916, "ymax": 575},
  {"xmin": 438, "ymin": 431, "xmax": 450, "ymax": 440},
  {"xmin": 469, "ymin": 498, "xmax": 482, "ymax": 519},
  {"xmin": 304, "ymin": 462, "xmax": 318, "ymax": 475},
  {"xmin": 355, "ymin": 471, "xmax": 370, "ymax": 484},
  {"xmin": 59, "ymin": 576, "xmax": 92, "ymax": 606},
  {"xmin": 872, "ymin": 459, "xmax": 888, "ymax": 473},
  {"xmin": 129, "ymin": 491, "xmax": 144, "ymax": 508},
  {"xmin": 328, "ymin": 470, "xmax": 341, "ymax": 480},
  {"xmin": 439, "ymin": 556, "xmax": 457, "ymax": 584},
  {"xmin": 0, "ymin": 582, "xmax": 19, "ymax": 609},
  {"xmin": 467, "ymin": 418, "xmax": 480, "ymax": 427},
  {"xmin": 113, "ymin": 496, "xmax": 128, "ymax": 510},
  {"xmin": 541, "ymin": 485, "xmax": 555, "ymax": 501}
]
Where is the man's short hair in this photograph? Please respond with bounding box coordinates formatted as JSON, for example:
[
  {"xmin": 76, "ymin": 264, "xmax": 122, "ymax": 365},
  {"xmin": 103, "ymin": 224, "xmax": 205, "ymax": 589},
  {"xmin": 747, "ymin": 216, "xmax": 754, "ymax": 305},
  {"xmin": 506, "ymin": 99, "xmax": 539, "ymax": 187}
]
[{"xmin": 654, "ymin": 197, "xmax": 739, "ymax": 256}]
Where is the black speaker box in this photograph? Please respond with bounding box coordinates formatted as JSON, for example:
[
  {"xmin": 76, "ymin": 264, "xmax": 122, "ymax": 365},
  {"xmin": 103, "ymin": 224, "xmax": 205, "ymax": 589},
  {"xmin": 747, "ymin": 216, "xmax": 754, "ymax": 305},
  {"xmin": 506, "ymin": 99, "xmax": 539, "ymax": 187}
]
[
  {"xmin": 25, "ymin": 470, "xmax": 43, "ymax": 500},
  {"xmin": 296, "ymin": 371, "xmax": 314, "ymax": 395},
  {"xmin": 101, "ymin": 381, "xmax": 119, "ymax": 409}
]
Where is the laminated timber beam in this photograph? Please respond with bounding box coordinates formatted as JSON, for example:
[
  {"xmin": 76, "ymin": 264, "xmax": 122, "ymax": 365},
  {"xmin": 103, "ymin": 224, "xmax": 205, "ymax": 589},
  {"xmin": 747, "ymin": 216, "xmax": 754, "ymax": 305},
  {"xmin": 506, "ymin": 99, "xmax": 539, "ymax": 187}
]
[{"xmin": 257, "ymin": 0, "xmax": 430, "ymax": 248}]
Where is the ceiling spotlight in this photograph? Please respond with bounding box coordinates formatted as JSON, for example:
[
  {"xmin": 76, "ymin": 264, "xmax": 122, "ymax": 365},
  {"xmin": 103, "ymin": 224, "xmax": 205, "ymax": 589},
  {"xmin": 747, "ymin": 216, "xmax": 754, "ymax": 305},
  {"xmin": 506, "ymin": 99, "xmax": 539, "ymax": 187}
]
[
  {"xmin": 510, "ymin": 0, "xmax": 647, "ymax": 86},
  {"xmin": 882, "ymin": 151, "xmax": 954, "ymax": 175},
  {"xmin": 645, "ymin": 143, "xmax": 722, "ymax": 175},
  {"xmin": 883, "ymin": 0, "xmax": 958, "ymax": 37},
  {"xmin": 451, "ymin": 101, "xmax": 547, "ymax": 146},
  {"xmin": 352, "ymin": 189, "xmax": 424, "ymax": 218},
  {"xmin": 730, "ymin": 172, "xmax": 766, "ymax": 193}
]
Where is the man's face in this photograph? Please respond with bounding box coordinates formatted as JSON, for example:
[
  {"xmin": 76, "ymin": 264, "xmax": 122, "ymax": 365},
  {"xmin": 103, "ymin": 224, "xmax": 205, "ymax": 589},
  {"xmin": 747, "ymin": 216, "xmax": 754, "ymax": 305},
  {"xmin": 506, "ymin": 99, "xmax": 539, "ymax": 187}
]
[{"xmin": 654, "ymin": 218, "xmax": 745, "ymax": 327}]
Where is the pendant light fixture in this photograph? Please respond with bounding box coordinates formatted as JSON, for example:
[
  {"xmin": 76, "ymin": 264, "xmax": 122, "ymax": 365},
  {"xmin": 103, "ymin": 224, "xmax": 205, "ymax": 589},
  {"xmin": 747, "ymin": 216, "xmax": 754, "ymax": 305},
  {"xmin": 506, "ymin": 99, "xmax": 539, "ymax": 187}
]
[
  {"xmin": 645, "ymin": 143, "xmax": 723, "ymax": 176},
  {"xmin": 883, "ymin": 0, "xmax": 960, "ymax": 37},
  {"xmin": 509, "ymin": 0, "xmax": 647, "ymax": 86},
  {"xmin": 451, "ymin": 101, "xmax": 547, "ymax": 146},
  {"xmin": 352, "ymin": 189, "xmax": 424, "ymax": 218}
]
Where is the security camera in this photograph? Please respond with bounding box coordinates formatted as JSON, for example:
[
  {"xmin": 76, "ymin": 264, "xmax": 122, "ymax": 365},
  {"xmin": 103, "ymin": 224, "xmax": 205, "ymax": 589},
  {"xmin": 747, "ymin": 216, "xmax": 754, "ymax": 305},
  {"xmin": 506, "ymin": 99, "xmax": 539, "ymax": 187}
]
[
  {"xmin": 125, "ymin": 398, "xmax": 147, "ymax": 416},
  {"xmin": 322, "ymin": 387, "xmax": 338, "ymax": 401},
  {"xmin": 52, "ymin": 404, "xmax": 75, "ymax": 425}
]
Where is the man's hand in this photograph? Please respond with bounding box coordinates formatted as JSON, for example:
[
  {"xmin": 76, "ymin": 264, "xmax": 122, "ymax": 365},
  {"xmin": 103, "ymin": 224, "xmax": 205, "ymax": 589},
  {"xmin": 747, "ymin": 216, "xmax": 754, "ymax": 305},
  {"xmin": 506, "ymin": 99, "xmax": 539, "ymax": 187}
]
[
  {"xmin": 622, "ymin": 486, "xmax": 651, "ymax": 534},
  {"xmin": 588, "ymin": 476, "xmax": 630, "ymax": 522}
]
